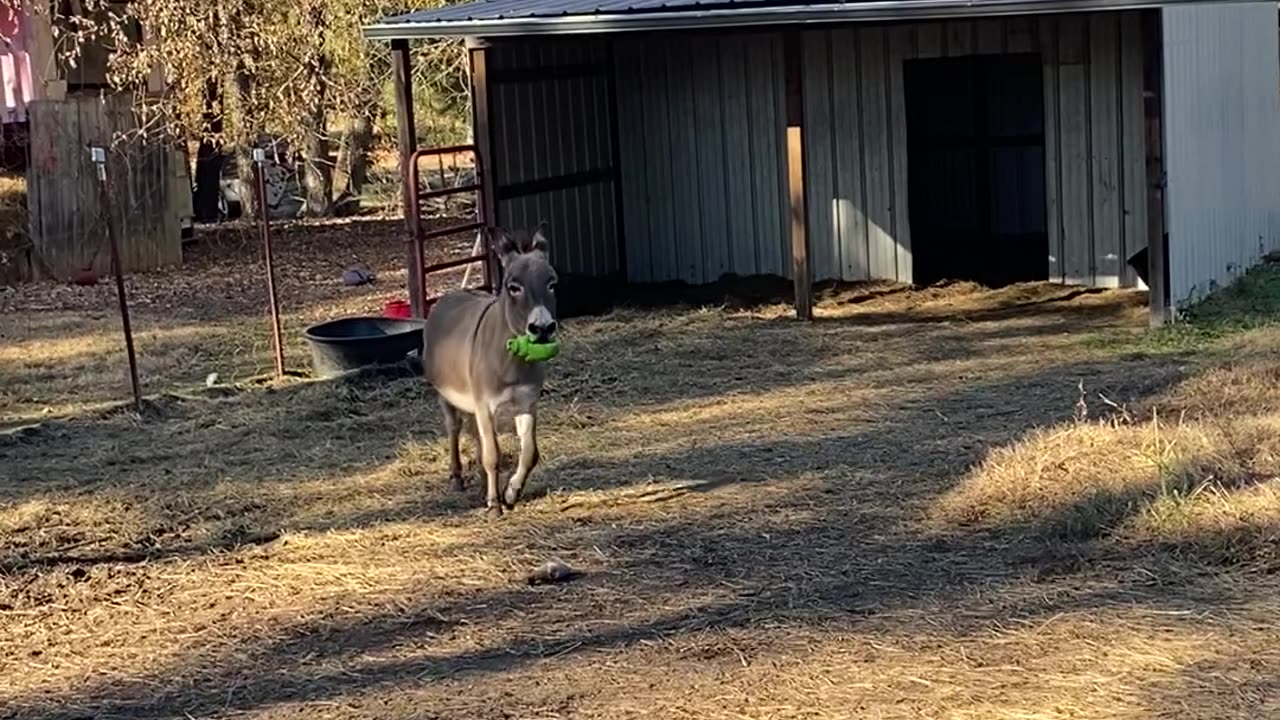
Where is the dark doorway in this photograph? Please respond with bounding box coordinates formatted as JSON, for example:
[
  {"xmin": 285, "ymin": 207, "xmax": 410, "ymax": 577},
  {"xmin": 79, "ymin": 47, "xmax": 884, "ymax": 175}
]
[{"xmin": 905, "ymin": 54, "xmax": 1048, "ymax": 287}]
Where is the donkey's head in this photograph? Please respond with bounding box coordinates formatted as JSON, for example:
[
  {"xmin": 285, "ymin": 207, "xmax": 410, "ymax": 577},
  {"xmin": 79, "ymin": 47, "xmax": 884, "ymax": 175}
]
[{"xmin": 491, "ymin": 224, "xmax": 558, "ymax": 342}]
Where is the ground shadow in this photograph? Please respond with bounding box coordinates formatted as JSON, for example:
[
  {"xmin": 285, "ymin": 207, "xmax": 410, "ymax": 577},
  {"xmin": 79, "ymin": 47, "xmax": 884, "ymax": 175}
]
[{"xmin": 4, "ymin": 344, "xmax": 1230, "ymax": 719}]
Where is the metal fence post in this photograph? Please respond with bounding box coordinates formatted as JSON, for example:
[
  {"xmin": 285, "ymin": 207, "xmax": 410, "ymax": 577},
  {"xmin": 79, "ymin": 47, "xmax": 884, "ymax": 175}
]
[
  {"xmin": 252, "ymin": 147, "xmax": 286, "ymax": 380},
  {"xmin": 91, "ymin": 146, "xmax": 143, "ymax": 411}
]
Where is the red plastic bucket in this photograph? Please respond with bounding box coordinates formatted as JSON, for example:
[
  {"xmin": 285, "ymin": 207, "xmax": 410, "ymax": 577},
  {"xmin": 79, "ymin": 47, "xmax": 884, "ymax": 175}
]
[
  {"xmin": 383, "ymin": 299, "xmax": 411, "ymax": 319},
  {"xmin": 384, "ymin": 298, "xmax": 438, "ymax": 319}
]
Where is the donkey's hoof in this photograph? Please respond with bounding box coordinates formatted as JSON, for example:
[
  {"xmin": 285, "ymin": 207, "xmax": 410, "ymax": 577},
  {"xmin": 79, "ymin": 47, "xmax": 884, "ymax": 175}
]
[
  {"xmin": 448, "ymin": 475, "xmax": 466, "ymax": 493},
  {"xmin": 502, "ymin": 488, "xmax": 521, "ymax": 510},
  {"xmin": 485, "ymin": 504, "xmax": 504, "ymax": 519}
]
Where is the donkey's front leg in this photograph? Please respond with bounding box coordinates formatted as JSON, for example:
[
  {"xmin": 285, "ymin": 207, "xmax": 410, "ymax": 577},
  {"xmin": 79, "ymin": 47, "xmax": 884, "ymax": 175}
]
[
  {"xmin": 473, "ymin": 407, "xmax": 503, "ymax": 517},
  {"xmin": 503, "ymin": 411, "xmax": 540, "ymax": 509}
]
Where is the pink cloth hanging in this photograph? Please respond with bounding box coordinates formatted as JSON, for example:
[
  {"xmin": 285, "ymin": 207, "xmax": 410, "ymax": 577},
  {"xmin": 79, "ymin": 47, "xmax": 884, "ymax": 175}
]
[{"xmin": 0, "ymin": 1, "xmax": 35, "ymax": 124}]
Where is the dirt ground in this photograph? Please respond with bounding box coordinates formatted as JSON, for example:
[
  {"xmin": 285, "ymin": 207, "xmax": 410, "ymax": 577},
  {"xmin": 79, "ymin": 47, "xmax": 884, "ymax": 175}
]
[{"xmin": 2, "ymin": 227, "xmax": 1278, "ymax": 720}]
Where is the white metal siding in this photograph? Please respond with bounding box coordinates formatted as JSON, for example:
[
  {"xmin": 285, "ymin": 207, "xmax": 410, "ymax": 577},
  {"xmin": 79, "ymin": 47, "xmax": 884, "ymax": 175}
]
[
  {"xmin": 1162, "ymin": 1, "xmax": 1280, "ymax": 310},
  {"xmin": 802, "ymin": 12, "xmax": 1148, "ymax": 286},
  {"xmin": 613, "ymin": 33, "xmax": 789, "ymax": 284},
  {"xmin": 489, "ymin": 40, "xmax": 620, "ymax": 277},
  {"xmin": 611, "ymin": 13, "xmax": 1148, "ymax": 287}
]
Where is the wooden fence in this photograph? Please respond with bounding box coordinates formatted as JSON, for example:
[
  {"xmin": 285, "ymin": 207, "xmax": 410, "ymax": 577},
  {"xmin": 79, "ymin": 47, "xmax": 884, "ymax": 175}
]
[{"xmin": 26, "ymin": 92, "xmax": 187, "ymax": 280}]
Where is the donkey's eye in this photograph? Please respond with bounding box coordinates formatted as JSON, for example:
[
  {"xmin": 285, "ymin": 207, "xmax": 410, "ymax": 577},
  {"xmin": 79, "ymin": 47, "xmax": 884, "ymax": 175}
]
[
  {"xmin": 548, "ymin": 280, "xmax": 557, "ymax": 292},
  {"xmin": 507, "ymin": 284, "xmax": 523, "ymax": 295}
]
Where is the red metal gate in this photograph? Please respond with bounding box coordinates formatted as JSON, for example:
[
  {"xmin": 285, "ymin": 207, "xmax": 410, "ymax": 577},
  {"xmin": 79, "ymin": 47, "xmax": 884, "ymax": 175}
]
[{"xmin": 404, "ymin": 144, "xmax": 498, "ymax": 316}]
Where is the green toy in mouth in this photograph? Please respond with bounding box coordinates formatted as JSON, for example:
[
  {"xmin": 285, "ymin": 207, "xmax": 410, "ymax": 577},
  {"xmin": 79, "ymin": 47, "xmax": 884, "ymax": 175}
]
[{"xmin": 506, "ymin": 333, "xmax": 560, "ymax": 363}]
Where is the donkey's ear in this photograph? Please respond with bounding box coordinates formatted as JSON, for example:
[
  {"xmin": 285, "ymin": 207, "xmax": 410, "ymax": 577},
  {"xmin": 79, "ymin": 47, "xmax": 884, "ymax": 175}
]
[
  {"xmin": 529, "ymin": 222, "xmax": 550, "ymax": 256},
  {"xmin": 487, "ymin": 226, "xmax": 520, "ymax": 266}
]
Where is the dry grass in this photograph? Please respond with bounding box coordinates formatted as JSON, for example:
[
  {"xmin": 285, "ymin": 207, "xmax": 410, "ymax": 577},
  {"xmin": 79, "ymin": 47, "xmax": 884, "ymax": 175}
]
[{"xmin": 2, "ymin": 246, "xmax": 1279, "ymax": 719}]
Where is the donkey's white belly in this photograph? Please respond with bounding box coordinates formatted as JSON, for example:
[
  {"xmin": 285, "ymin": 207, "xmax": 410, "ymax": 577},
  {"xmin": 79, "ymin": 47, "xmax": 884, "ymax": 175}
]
[
  {"xmin": 437, "ymin": 385, "xmax": 478, "ymax": 415},
  {"xmin": 488, "ymin": 384, "xmax": 541, "ymax": 416},
  {"xmin": 435, "ymin": 383, "xmax": 540, "ymax": 419}
]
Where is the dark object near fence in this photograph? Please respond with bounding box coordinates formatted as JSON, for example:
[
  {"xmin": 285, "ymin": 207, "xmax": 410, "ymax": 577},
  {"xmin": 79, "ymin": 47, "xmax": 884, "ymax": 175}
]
[{"xmin": 303, "ymin": 317, "xmax": 425, "ymax": 379}]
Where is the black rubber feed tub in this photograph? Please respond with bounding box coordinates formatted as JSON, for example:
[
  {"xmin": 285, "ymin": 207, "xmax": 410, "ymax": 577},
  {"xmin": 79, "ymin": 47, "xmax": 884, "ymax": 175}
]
[{"xmin": 303, "ymin": 317, "xmax": 424, "ymax": 379}]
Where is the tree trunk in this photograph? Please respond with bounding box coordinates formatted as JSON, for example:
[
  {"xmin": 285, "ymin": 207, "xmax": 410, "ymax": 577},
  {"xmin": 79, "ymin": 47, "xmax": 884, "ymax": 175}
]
[
  {"xmin": 344, "ymin": 113, "xmax": 373, "ymax": 196},
  {"xmin": 219, "ymin": 2, "xmax": 255, "ymax": 220},
  {"xmin": 225, "ymin": 68, "xmax": 256, "ymax": 220},
  {"xmin": 192, "ymin": 81, "xmax": 223, "ymax": 223},
  {"xmin": 299, "ymin": 0, "xmax": 333, "ymax": 217},
  {"xmin": 301, "ymin": 123, "xmax": 333, "ymax": 217}
]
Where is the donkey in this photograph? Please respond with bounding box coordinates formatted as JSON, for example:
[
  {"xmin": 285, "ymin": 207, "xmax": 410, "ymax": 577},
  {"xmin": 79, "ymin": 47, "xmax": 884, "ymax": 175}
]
[{"xmin": 422, "ymin": 225, "xmax": 559, "ymax": 517}]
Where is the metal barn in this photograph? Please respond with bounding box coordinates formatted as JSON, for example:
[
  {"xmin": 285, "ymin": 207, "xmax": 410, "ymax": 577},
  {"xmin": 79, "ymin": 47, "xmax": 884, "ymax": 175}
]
[{"xmin": 367, "ymin": 0, "xmax": 1280, "ymax": 323}]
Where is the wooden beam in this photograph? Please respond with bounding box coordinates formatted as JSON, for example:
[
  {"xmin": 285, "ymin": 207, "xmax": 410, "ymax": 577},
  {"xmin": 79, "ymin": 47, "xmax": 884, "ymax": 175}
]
[
  {"xmin": 784, "ymin": 32, "xmax": 813, "ymax": 321},
  {"xmin": 391, "ymin": 39, "xmax": 424, "ymax": 318},
  {"xmin": 1142, "ymin": 10, "xmax": 1169, "ymax": 326},
  {"xmin": 469, "ymin": 45, "xmax": 501, "ymax": 291}
]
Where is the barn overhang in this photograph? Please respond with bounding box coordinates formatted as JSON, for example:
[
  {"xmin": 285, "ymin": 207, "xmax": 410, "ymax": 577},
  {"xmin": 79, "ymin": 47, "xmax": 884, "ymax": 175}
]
[{"xmin": 365, "ymin": 0, "xmax": 1212, "ymax": 40}]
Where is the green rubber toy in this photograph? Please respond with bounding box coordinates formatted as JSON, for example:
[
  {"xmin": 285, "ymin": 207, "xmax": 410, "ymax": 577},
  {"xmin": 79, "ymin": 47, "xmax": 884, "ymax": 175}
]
[{"xmin": 506, "ymin": 333, "xmax": 560, "ymax": 363}]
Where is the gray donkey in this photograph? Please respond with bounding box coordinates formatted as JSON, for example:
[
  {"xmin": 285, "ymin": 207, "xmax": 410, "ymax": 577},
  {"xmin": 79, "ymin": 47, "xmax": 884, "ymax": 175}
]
[{"xmin": 422, "ymin": 225, "xmax": 559, "ymax": 517}]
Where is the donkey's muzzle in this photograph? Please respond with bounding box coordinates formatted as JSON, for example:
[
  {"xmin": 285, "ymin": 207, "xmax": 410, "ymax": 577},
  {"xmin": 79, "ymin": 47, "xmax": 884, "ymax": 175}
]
[{"xmin": 528, "ymin": 320, "xmax": 558, "ymax": 342}]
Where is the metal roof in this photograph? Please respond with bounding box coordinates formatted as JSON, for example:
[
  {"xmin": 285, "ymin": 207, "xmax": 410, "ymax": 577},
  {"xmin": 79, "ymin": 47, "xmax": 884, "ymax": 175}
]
[{"xmin": 365, "ymin": 0, "xmax": 1226, "ymax": 39}]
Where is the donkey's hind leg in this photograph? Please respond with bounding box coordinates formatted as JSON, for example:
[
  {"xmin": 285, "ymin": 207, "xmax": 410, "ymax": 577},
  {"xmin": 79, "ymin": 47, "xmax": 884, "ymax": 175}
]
[
  {"xmin": 464, "ymin": 413, "xmax": 482, "ymax": 475},
  {"xmin": 439, "ymin": 397, "xmax": 466, "ymax": 492}
]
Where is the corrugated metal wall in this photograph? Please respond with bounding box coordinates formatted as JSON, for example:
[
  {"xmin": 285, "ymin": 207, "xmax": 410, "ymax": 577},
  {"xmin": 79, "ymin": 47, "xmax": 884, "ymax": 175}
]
[
  {"xmin": 612, "ymin": 33, "xmax": 790, "ymax": 283},
  {"xmin": 487, "ymin": 39, "xmax": 620, "ymax": 277},
  {"xmin": 1161, "ymin": 1, "xmax": 1280, "ymax": 310},
  {"xmin": 609, "ymin": 12, "xmax": 1148, "ymax": 287},
  {"xmin": 800, "ymin": 12, "xmax": 1148, "ymax": 286}
]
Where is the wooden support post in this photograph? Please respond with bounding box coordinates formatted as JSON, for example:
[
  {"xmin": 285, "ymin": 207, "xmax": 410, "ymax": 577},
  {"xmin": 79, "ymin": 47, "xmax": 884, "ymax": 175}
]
[
  {"xmin": 1142, "ymin": 10, "xmax": 1170, "ymax": 326},
  {"xmin": 468, "ymin": 41, "xmax": 501, "ymax": 291},
  {"xmin": 784, "ymin": 32, "xmax": 813, "ymax": 321},
  {"xmin": 392, "ymin": 39, "xmax": 425, "ymax": 318}
]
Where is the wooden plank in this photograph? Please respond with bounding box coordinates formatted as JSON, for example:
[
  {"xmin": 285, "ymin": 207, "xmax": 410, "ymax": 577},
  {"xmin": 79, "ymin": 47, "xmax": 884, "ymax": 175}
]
[
  {"xmin": 888, "ymin": 25, "xmax": 913, "ymax": 284},
  {"xmin": 1060, "ymin": 63, "xmax": 1092, "ymax": 286},
  {"xmin": 785, "ymin": 32, "xmax": 812, "ymax": 320},
  {"xmin": 1089, "ymin": 13, "xmax": 1122, "ymax": 287},
  {"xmin": 692, "ymin": 41, "xmax": 730, "ymax": 282},
  {"xmin": 860, "ymin": 26, "xmax": 896, "ymax": 281},
  {"xmin": 719, "ymin": 36, "xmax": 757, "ymax": 276},
  {"xmin": 916, "ymin": 23, "xmax": 943, "ymax": 58},
  {"xmin": 945, "ymin": 20, "xmax": 974, "ymax": 57},
  {"xmin": 666, "ymin": 41, "xmax": 703, "ymax": 283},
  {"xmin": 614, "ymin": 40, "xmax": 651, "ymax": 282},
  {"xmin": 1041, "ymin": 20, "xmax": 1063, "ymax": 282},
  {"xmin": 802, "ymin": 30, "xmax": 837, "ymax": 282},
  {"xmin": 1119, "ymin": 11, "xmax": 1148, "ymax": 288},
  {"xmin": 830, "ymin": 28, "xmax": 868, "ymax": 281}
]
